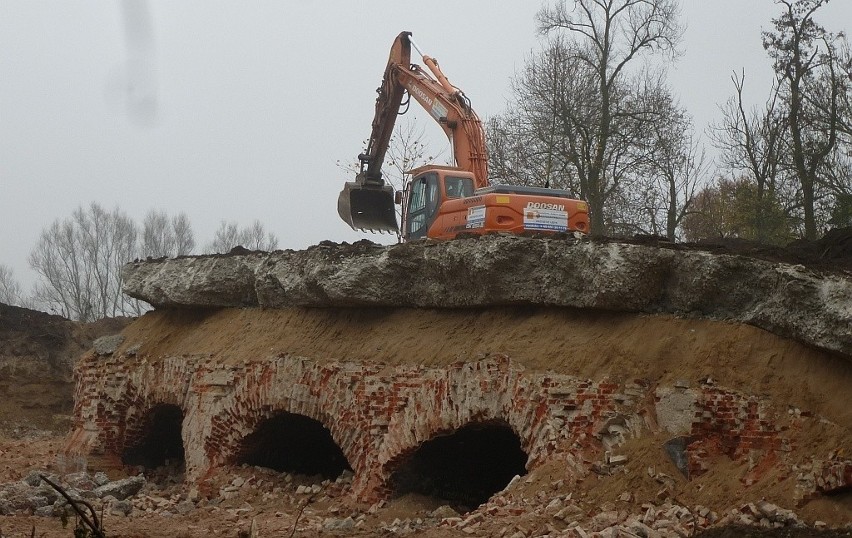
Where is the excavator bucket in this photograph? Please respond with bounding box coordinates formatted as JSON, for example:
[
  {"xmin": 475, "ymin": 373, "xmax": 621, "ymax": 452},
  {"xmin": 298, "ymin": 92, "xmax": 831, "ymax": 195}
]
[{"xmin": 337, "ymin": 182, "xmax": 399, "ymax": 233}]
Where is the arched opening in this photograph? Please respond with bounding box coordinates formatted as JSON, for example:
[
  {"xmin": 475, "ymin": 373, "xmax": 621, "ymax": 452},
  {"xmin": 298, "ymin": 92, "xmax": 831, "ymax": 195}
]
[
  {"xmin": 235, "ymin": 412, "xmax": 351, "ymax": 479},
  {"xmin": 122, "ymin": 404, "xmax": 185, "ymax": 471},
  {"xmin": 389, "ymin": 420, "xmax": 528, "ymax": 511}
]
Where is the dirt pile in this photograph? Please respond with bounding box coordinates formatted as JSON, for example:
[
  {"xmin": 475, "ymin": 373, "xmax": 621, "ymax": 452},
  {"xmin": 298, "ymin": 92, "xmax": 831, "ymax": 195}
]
[
  {"xmin": 0, "ymin": 303, "xmax": 129, "ymax": 434},
  {"xmin": 692, "ymin": 227, "xmax": 852, "ymax": 271}
]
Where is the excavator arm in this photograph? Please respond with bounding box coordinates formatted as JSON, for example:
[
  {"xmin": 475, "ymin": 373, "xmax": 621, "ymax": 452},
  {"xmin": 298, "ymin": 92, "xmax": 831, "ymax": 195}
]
[
  {"xmin": 357, "ymin": 32, "xmax": 412, "ymax": 190},
  {"xmin": 337, "ymin": 31, "xmax": 488, "ymax": 233}
]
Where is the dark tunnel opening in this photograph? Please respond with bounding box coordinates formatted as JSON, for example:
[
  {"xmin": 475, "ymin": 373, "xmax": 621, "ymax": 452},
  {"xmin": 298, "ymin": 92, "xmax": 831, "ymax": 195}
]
[
  {"xmin": 121, "ymin": 404, "xmax": 185, "ymax": 471},
  {"xmin": 235, "ymin": 412, "xmax": 351, "ymax": 480},
  {"xmin": 389, "ymin": 421, "xmax": 528, "ymax": 511}
]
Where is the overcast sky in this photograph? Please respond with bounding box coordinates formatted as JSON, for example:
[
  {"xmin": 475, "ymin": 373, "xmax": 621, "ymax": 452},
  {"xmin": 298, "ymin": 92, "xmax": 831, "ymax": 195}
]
[{"xmin": 2, "ymin": 1, "xmax": 851, "ymax": 289}]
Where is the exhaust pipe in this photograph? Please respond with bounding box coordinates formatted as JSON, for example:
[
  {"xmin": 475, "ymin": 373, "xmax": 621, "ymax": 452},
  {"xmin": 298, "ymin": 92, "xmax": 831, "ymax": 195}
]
[{"xmin": 337, "ymin": 179, "xmax": 399, "ymax": 234}]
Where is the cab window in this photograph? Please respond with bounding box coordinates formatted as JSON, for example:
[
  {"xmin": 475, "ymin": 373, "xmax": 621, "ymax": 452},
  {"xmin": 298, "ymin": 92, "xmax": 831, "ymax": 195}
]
[
  {"xmin": 444, "ymin": 176, "xmax": 474, "ymax": 198},
  {"xmin": 407, "ymin": 173, "xmax": 440, "ymax": 239}
]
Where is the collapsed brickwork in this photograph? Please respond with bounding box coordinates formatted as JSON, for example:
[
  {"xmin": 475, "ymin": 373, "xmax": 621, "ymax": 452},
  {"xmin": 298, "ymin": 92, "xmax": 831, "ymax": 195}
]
[{"xmin": 63, "ymin": 236, "xmax": 852, "ymax": 514}]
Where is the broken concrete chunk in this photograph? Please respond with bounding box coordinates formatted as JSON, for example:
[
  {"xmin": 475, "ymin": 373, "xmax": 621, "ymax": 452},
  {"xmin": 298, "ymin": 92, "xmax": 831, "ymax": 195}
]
[
  {"xmin": 323, "ymin": 516, "xmax": 355, "ymax": 530},
  {"xmin": 663, "ymin": 437, "xmax": 691, "ymax": 479},
  {"xmin": 22, "ymin": 471, "xmax": 44, "ymax": 487},
  {"xmin": 93, "ymin": 475, "xmax": 145, "ymax": 500},
  {"xmin": 93, "ymin": 334, "xmax": 125, "ymax": 356},
  {"xmin": 432, "ymin": 505, "xmax": 460, "ymax": 519},
  {"xmin": 655, "ymin": 388, "xmax": 698, "ymax": 435},
  {"xmin": 110, "ymin": 499, "xmax": 134, "ymax": 516},
  {"xmin": 93, "ymin": 471, "xmax": 110, "ymax": 486},
  {"xmin": 64, "ymin": 471, "xmax": 95, "ymax": 490}
]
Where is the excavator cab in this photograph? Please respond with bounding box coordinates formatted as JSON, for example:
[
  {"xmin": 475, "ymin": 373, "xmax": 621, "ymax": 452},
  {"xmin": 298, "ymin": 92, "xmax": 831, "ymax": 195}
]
[
  {"xmin": 337, "ymin": 174, "xmax": 399, "ymax": 234},
  {"xmin": 403, "ymin": 173, "xmax": 440, "ymax": 240},
  {"xmin": 444, "ymin": 176, "xmax": 474, "ymax": 199},
  {"xmin": 400, "ymin": 166, "xmax": 476, "ymax": 240}
]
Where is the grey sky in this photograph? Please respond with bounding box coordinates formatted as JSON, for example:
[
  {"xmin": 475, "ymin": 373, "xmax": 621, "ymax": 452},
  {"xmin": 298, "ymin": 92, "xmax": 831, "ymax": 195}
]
[{"xmin": 2, "ymin": 1, "xmax": 851, "ymax": 290}]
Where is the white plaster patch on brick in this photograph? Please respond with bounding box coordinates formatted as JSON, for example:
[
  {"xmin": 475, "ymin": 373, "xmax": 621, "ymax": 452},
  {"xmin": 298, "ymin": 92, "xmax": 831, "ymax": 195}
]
[{"xmin": 655, "ymin": 387, "xmax": 698, "ymax": 435}]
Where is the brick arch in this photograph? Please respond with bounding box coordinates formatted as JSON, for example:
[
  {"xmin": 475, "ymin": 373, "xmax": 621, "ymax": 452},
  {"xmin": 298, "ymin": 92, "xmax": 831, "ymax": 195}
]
[
  {"xmin": 357, "ymin": 357, "xmax": 603, "ymax": 499},
  {"xmin": 380, "ymin": 417, "xmax": 529, "ymax": 508},
  {"xmin": 120, "ymin": 402, "xmax": 186, "ymax": 469},
  {"xmin": 101, "ymin": 374, "xmax": 189, "ymax": 461},
  {"xmin": 381, "ymin": 416, "xmax": 527, "ymax": 475},
  {"xmin": 204, "ymin": 402, "xmax": 347, "ymax": 469},
  {"xmin": 199, "ymin": 357, "xmax": 366, "ymax": 476},
  {"xmin": 230, "ymin": 409, "xmax": 352, "ymax": 478},
  {"xmin": 369, "ymin": 369, "xmax": 535, "ymax": 499}
]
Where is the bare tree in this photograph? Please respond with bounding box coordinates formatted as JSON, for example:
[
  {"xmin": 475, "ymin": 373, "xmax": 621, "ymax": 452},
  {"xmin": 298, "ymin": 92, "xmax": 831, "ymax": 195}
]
[
  {"xmin": 0, "ymin": 264, "xmax": 24, "ymax": 306},
  {"xmin": 239, "ymin": 221, "xmax": 279, "ymax": 251},
  {"xmin": 171, "ymin": 212, "xmax": 196, "ymax": 255},
  {"xmin": 384, "ymin": 118, "xmax": 442, "ymax": 188},
  {"xmin": 763, "ymin": 0, "xmax": 848, "ymax": 239},
  {"xmin": 710, "ymin": 71, "xmax": 788, "ymax": 242},
  {"xmin": 206, "ymin": 220, "xmax": 279, "ymax": 253},
  {"xmin": 23, "ymin": 203, "xmax": 281, "ymax": 319},
  {"xmin": 838, "ymin": 41, "xmax": 852, "ymax": 138},
  {"xmin": 28, "ymin": 203, "xmax": 139, "ymax": 321},
  {"xmin": 487, "ymin": 38, "xmax": 587, "ymax": 193},
  {"xmin": 487, "ymin": 115, "xmax": 553, "ymax": 188},
  {"xmin": 825, "ymin": 41, "xmax": 852, "ymax": 227},
  {"xmin": 535, "ymin": 0, "xmax": 683, "ymax": 234},
  {"xmin": 603, "ymin": 70, "xmax": 694, "ymax": 236},
  {"xmin": 141, "ymin": 209, "xmax": 196, "ymax": 258},
  {"xmin": 642, "ymin": 102, "xmax": 708, "ymax": 240},
  {"xmin": 821, "ymin": 149, "xmax": 852, "ymax": 225},
  {"xmin": 491, "ymin": 32, "xmax": 690, "ymax": 237},
  {"xmin": 142, "ymin": 210, "xmax": 172, "ymax": 257}
]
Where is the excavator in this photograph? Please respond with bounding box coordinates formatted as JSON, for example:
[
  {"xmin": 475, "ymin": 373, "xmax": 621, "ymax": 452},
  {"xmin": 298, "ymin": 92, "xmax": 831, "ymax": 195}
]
[{"xmin": 337, "ymin": 31, "xmax": 590, "ymax": 240}]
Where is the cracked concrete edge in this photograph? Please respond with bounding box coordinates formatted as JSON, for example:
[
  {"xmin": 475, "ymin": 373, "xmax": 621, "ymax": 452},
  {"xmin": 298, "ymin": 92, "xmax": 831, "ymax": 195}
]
[{"xmin": 121, "ymin": 236, "xmax": 852, "ymax": 360}]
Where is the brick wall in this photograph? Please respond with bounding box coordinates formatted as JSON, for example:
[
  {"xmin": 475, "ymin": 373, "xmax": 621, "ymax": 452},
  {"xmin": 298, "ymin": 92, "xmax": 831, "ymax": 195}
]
[
  {"xmin": 65, "ymin": 352, "xmax": 849, "ymax": 501},
  {"xmin": 66, "ymin": 353, "xmax": 643, "ymax": 500},
  {"xmin": 683, "ymin": 386, "xmax": 788, "ymax": 481}
]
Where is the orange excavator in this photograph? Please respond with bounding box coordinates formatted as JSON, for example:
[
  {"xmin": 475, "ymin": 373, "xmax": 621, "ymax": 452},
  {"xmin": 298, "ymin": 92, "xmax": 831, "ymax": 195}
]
[{"xmin": 337, "ymin": 31, "xmax": 590, "ymax": 240}]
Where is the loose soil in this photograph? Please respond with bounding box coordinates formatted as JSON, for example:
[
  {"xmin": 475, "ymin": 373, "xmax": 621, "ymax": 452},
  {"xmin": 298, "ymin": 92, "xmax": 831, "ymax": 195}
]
[
  {"xmin": 614, "ymin": 227, "xmax": 852, "ymax": 274},
  {"xmin": 118, "ymin": 306, "xmax": 852, "ymax": 429}
]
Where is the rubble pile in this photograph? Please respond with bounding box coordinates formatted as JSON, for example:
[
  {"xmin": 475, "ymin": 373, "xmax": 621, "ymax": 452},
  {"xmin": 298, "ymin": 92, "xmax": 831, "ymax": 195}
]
[
  {"xmin": 0, "ymin": 470, "xmax": 143, "ymax": 517},
  {"xmin": 4, "ymin": 464, "xmax": 845, "ymax": 538},
  {"xmin": 439, "ymin": 492, "xmax": 808, "ymax": 538}
]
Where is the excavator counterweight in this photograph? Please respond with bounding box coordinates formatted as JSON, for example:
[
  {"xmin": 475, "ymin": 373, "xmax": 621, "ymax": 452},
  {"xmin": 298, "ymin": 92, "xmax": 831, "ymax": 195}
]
[{"xmin": 337, "ymin": 179, "xmax": 398, "ymax": 233}]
